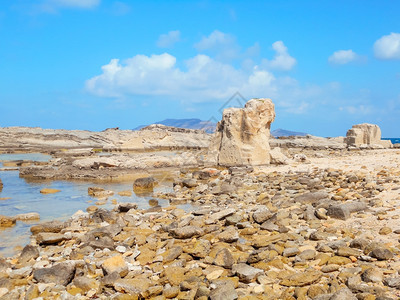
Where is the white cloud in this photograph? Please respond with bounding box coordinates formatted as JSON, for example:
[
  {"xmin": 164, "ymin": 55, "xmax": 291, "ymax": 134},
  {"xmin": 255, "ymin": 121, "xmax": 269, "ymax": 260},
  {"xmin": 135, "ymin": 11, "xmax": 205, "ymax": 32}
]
[
  {"xmin": 194, "ymin": 30, "xmax": 240, "ymax": 61},
  {"xmin": 339, "ymin": 105, "xmax": 373, "ymax": 115},
  {"xmin": 262, "ymin": 41, "xmax": 296, "ymax": 71},
  {"xmin": 38, "ymin": 0, "xmax": 100, "ymax": 12},
  {"xmin": 85, "ymin": 51, "xmax": 329, "ymax": 116},
  {"xmin": 195, "ymin": 30, "xmax": 235, "ymax": 51},
  {"xmin": 86, "ymin": 53, "xmax": 279, "ymax": 100},
  {"xmin": 328, "ymin": 49, "xmax": 358, "ymax": 64},
  {"xmin": 374, "ymin": 32, "xmax": 400, "ymax": 60},
  {"xmin": 157, "ymin": 30, "xmax": 181, "ymax": 48}
]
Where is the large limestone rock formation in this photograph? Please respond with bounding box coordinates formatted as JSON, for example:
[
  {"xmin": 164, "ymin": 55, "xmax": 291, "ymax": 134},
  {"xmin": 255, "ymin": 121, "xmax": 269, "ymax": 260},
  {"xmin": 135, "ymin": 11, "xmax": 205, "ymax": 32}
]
[
  {"xmin": 208, "ymin": 98, "xmax": 275, "ymax": 166},
  {"xmin": 345, "ymin": 123, "xmax": 392, "ymax": 148}
]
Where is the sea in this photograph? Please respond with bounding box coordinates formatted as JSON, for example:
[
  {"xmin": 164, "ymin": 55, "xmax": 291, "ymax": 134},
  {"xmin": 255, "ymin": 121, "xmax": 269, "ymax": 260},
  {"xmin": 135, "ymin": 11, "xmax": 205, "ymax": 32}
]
[
  {"xmin": 382, "ymin": 138, "xmax": 400, "ymax": 144},
  {"xmin": 0, "ymin": 153, "xmax": 181, "ymax": 257}
]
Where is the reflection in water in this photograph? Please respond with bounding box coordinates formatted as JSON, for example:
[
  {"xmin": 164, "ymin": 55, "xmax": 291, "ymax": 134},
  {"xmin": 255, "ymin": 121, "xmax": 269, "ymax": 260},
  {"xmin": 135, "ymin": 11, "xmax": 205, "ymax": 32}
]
[
  {"xmin": 0, "ymin": 157, "xmax": 174, "ymax": 257},
  {"xmin": 0, "ymin": 153, "xmax": 52, "ymax": 162}
]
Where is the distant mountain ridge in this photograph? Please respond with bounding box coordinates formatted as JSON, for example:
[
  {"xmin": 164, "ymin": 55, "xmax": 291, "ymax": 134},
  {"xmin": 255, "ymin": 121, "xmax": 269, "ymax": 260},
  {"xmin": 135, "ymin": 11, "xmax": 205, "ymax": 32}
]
[
  {"xmin": 271, "ymin": 128, "xmax": 308, "ymax": 137},
  {"xmin": 134, "ymin": 119, "xmax": 308, "ymax": 137},
  {"xmin": 134, "ymin": 118, "xmax": 217, "ymax": 133}
]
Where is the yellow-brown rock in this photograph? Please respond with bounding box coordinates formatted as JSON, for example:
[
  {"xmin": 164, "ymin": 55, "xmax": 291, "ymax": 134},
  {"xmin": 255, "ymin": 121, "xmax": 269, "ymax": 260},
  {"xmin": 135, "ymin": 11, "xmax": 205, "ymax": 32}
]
[
  {"xmin": 40, "ymin": 188, "xmax": 61, "ymax": 194},
  {"xmin": 101, "ymin": 255, "xmax": 128, "ymax": 277}
]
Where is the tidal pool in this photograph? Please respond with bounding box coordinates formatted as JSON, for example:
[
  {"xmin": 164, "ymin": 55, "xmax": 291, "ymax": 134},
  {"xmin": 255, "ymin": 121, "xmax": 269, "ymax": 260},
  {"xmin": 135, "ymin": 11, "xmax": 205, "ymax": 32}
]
[{"xmin": 0, "ymin": 154, "xmax": 176, "ymax": 257}]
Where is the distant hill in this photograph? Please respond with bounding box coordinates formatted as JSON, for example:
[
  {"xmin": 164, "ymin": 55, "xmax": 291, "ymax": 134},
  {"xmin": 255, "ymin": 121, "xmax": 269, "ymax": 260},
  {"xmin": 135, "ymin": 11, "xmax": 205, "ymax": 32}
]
[
  {"xmin": 271, "ymin": 128, "xmax": 308, "ymax": 137},
  {"xmin": 134, "ymin": 120, "xmax": 307, "ymax": 137},
  {"xmin": 134, "ymin": 118, "xmax": 217, "ymax": 133}
]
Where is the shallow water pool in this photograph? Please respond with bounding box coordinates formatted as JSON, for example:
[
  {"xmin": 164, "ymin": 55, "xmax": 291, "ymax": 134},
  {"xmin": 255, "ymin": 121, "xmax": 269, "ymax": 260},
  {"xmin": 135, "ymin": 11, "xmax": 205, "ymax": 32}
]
[{"xmin": 0, "ymin": 154, "xmax": 175, "ymax": 257}]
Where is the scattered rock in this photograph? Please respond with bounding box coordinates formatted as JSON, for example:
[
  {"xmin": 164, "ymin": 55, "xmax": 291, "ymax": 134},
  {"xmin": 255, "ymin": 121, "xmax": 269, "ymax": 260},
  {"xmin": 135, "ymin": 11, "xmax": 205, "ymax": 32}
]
[
  {"xmin": 33, "ymin": 262, "xmax": 76, "ymax": 286},
  {"xmin": 329, "ymin": 287, "xmax": 357, "ymax": 300},
  {"xmin": 370, "ymin": 248, "xmax": 393, "ymax": 260},
  {"xmin": 40, "ymin": 188, "xmax": 61, "ymax": 194},
  {"xmin": 101, "ymin": 255, "xmax": 128, "ymax": 277},
  {"xmin": 213, "ymin": 248, "xmax": 234, "ymax": 269},
  {"xmin": 361, "ymin": 268, "xmax": 383, "ymax": 283},
  {"xmin": 36, "ymin": 232, "xmax": 66, "ymax": 245},
  {"xmin": 280, "ymin": 270, "xmax": 322, "ymax": 287},
  {"xmin": 18, "ymin": 245, "xmax": 39, "ymax": 263},
  {"xmin": 232, "ymin": 263, "xmax": 263, "ymax": 283},
  {"xmin": 170, "ymin": 226, "xmax": 204, "ymax": 239},
  {"xmin": 0, "ymin": 215, "xmax": 16, "ymax": 228},
  {"xmin": 209, "ymin": 281, "xmax": 238, "ymax": 300},
  {"xmin": 133, "ymin": 177, "xmax": 156, "ymax": 192},
  {"xmin": 14, "ymin": 212, "xmax": 40, "ymax": 221}
]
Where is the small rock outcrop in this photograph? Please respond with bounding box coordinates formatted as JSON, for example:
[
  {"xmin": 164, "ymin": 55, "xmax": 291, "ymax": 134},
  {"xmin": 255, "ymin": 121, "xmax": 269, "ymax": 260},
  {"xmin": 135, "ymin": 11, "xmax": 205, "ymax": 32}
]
[
  {"xmin": 208, "ymin": 98, "xmax": 275, "ymax": 166},
  {"xmin": 345, "ymin": 123, "xmax": 391, "ymax": 148}
]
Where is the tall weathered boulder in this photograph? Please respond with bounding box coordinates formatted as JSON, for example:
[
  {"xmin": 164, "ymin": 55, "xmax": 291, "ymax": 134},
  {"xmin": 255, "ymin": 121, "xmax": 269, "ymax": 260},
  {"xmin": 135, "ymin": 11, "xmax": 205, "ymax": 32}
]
[
  {"xmin": 345, "ymin": 123, "xmax": 391, "ymax": 148},
  {"xmin": 208, "ymin": 98, "xmax": 275, "ymax": 166}
]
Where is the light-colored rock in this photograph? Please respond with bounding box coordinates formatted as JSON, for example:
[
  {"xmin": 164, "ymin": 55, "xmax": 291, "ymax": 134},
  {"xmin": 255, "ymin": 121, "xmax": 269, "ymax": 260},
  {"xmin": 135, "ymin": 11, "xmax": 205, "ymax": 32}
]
[
  {"xmin": 170, "ymin": 226, "xmax": 204, "ymax": 239},
  {"xmin": 209, "ymin": 281, "xmax": 238, "ymax": 300},
  {"xmin": 345, "ymin": 123, "xmax": 390, "ymax": 147},
  {"xmin": 101, "ymin": 255, "xmax": 128, "ymax": 277},
  {"xmin": 329, "ymin": 287, "xmax": 357, "ymax": 300},
  {"xmin": 15, "ymin": 212, "xmax": 40, "ymax": 221},
  {"xmin": 36, "ymin": 232, "xmax": 65, "ymax": 245},
  {"xmin": 269, "ymin": 147, "xmax": 290, "ymax": 165},
  {"xmin": 232, "ymin": 263, "xmax": 264, "ymax": 283},
  {"xmin": 208, "ymin": 98, "xmax": 275, "ymax": 166}
]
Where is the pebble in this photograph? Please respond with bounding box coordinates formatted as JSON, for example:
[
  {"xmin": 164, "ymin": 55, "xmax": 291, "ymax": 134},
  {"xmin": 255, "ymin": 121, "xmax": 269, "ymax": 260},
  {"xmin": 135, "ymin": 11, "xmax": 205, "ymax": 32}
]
[{"xmin": 2, "ymin": 163, "xmax": 400, "ymax": 299}]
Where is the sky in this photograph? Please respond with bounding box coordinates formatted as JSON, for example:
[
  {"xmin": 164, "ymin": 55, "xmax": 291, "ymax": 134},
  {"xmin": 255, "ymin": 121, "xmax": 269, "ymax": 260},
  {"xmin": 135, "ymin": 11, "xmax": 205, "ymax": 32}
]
[{"xmin": 1, "ymin": 0, "xmax": 400, "ymax": 137}]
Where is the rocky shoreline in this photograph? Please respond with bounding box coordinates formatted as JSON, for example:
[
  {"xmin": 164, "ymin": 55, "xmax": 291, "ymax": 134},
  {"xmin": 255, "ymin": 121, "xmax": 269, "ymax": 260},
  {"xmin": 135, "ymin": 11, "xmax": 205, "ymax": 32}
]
[
  {"xmin": 1, "ymin": 99, "xmax": 400, "ymax": 299},
  {"xmin": 1, "ymin": 148, "xmax": 400, "ymax": 299}
]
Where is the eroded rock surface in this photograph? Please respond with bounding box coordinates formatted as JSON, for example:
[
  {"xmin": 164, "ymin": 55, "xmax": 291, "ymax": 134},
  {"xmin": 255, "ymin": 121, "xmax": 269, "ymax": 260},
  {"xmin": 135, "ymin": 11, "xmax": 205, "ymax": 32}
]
[
  {"xmin": 209, "ymin": 98, "xmax": 275, "ymax": 166},
  {"xmin": 345, "ymin": 123, "xmax": 392, "ymax": 148}
]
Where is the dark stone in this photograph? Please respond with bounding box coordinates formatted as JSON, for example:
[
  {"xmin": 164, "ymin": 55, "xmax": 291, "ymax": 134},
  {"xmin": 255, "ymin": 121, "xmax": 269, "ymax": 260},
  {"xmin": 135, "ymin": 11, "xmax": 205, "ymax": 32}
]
[
  {"xmin": 370, "ymin": 248, "xmax": 393, "ymax": 260},
  {"xmin": 82, "ymin": 227, "xmax": 116, "ymax": 250},
  {"xmin": 327, "ymin": 205, "xmax": 350, "ymax": 220},
  {"xmin": 133, "ymin": 177, "xmax": 156, "ymax": 191},
  {"xmin": 33, "ymin": 262, "xmax": 76, "ymax": 286},
  {"xmin": 91, "ymin": 209, "xmax": 117, "ymax": 224},
  {"xmin": 18, "ymin": 245, "xmax": 40, "ymax": 263},
  {"xmin": 117, "ymin": 203, "xmax": 138, "ymax": 213},
  {"xmin": 101, "ymin": 271, "xmax": 121, "ymax": 287}
]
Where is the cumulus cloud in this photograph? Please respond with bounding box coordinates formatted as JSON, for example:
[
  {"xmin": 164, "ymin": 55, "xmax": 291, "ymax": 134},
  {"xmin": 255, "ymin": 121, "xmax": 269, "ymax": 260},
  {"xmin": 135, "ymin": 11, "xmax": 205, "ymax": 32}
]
[
  {"xmin": 157, "ymin": 30, "xmax": 181, "ymax": 48},
  {"xmin": 86, "ymin": 53, "xmax": 278, "ymax": 100},
  {"xmin": 262, "ymin": 41, "xmax": 297, "ymax": 71},
  {"xmin": 86, "ymin": 35, "xmax": 319, "ymax": 114},
  {"xmin": 374, "ymin": 32, "xmax": 400, "ymax": 60},
  {"xmin": 328, "ymin": 49, "xmax": 358, "ymax": 64}
]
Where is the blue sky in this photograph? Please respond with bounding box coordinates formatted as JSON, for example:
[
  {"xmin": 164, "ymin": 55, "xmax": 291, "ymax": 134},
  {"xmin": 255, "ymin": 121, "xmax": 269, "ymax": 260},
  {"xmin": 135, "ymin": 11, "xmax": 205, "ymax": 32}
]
[{"xmin": 1, "ymin": 0, "xmax": 399, "ymax": 137}]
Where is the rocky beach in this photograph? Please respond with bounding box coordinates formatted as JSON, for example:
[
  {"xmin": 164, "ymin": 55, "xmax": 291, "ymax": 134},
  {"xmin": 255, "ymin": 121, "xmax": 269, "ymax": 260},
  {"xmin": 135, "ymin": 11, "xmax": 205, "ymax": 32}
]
[{"xmin": 1, "ymin": 98, "xmax": 400, "ymax": 300}]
